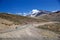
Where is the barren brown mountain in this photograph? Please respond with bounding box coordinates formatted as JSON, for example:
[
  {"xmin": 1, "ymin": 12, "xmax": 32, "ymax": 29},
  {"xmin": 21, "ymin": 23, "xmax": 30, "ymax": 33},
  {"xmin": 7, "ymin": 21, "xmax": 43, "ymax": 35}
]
[
  {"xmin": 0, "ymin": 13, "xmax": 60, "ymax": 40},
  {"xmin": 38, "ymin": 11, "xmax": 60, "ymax": 22}
]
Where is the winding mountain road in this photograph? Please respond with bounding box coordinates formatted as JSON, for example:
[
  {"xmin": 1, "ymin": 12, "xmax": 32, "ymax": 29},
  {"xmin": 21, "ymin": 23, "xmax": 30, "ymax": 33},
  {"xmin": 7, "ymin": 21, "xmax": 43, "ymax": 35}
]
[
  {"xmin": 0, "ymin": 21, "xmax": 60, "ymax": 40},
  {"xmin": 0, "ymin": 22, "xmax": 59, "ymax": 33}
]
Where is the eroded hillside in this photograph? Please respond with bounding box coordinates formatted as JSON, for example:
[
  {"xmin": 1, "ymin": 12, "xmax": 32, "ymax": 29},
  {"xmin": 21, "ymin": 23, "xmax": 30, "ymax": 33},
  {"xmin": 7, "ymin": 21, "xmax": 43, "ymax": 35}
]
[
  {"xmin": 0, "ymin": 13, "xmax": 60, "ymax": 40},
  {"xmin": 38, "ymin": 12, "xmax": 60, "ymax": 22},
  {"xmin": 0, "ymin": 13, "xmax": 48, "ymax": 33}
]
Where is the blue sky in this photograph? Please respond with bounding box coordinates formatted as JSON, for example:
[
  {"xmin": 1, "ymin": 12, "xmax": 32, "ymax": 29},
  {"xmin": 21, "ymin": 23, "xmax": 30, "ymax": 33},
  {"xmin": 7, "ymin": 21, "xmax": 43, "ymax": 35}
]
[{"xmin": 0, "ymin": 0, "xmax": 60, "ymax": 14}]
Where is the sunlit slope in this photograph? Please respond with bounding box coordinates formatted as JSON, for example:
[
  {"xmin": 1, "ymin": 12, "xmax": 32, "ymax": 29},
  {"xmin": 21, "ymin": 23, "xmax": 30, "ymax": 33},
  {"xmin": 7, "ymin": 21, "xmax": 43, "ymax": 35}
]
[
  {"xmin": 38, "ymin": 12, "xmax": 60, "ymax": 22},
  {"xmin": 0, "ymin": 13, "xmax": 48, "ymax": 33}
]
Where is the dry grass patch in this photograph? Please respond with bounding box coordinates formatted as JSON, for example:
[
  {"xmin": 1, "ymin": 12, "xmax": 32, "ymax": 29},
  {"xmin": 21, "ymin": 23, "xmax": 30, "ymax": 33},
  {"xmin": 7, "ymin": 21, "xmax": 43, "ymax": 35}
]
[{"xmin": 37, "ymin": 23, "xmax": 60, "ymax": 34}]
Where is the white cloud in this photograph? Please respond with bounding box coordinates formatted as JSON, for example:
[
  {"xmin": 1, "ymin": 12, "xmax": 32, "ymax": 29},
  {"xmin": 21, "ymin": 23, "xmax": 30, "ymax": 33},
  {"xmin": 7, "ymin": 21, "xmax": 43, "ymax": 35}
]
[
  {"xmin": 52, "ymin": 10, "xmax": 58, "ymax": 12},
  {"xmin": 16, "ymin": 12, "xmax": 27, "ymax": 16},
  {"xmin": 16, "ymin": 13, "xmax": 23, "ymax": 15},
  {"xmin": 23, "ymin": 13, "xmax": 27, "ymax": 16},
  {"xmin": 16, "ymin": 9, "xmax": 40, "ymax": 16}
]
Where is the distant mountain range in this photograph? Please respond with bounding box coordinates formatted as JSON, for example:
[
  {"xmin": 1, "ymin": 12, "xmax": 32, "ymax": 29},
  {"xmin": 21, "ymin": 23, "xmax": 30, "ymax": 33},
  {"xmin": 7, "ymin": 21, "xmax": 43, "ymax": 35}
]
[
  {"xmin": 27, "ymin": 9, "xmax": 51, "ymax": 17},
  {"xmin": 27, "ymin": 9, "xmax": 60, "ymax": 17},
  {"xmin": 0, "ymin": 10, "xmax": 60, "ymax": 40},
  {"xmin": 27, "ymin": 9, "xmax": 60, "ymax": 22}
]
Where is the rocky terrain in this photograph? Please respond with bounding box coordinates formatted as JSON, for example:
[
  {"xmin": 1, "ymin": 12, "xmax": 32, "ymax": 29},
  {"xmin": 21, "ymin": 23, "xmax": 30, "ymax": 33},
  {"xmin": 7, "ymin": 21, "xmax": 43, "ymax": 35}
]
[
  {"xmin": 37, "ymin": 11, "xmax": 60, "ymax": 22},
  {"xmin": 0, "ymin": 12, "xmax": 60, "ymax": 40}
]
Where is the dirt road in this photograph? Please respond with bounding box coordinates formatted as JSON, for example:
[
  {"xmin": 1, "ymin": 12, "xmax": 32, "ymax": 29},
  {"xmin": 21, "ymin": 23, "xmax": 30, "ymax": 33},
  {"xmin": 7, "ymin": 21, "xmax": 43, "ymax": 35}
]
[{"xmin": 0, "ymin": 22, "xmax": 60, "ymax": 40}]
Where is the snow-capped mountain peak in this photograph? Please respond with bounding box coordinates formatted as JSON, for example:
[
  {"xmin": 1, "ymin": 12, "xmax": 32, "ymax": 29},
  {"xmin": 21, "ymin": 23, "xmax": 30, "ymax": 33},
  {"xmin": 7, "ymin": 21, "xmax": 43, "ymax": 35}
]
[
  {"xmin": 32, "ymin": 9, "xmax": 41, "ymax": 14},
  {"xmin": 30, "ymin": 9, "xmax": 51, "ymax": 17},
  {"xmin": 30, "ymin": 9, "xmax": 42, "ymax": 17}
]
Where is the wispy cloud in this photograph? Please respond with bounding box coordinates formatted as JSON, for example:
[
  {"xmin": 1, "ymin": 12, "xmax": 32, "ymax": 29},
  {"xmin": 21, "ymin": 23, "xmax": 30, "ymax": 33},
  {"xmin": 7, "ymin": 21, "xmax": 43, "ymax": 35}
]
[
  {"xmin": 16, "ymin": 12, "xmax": 27, "ymax": 16},
  {"xmin": 16, "ymin": 9, "xmax": 40, "ymax": 16}
]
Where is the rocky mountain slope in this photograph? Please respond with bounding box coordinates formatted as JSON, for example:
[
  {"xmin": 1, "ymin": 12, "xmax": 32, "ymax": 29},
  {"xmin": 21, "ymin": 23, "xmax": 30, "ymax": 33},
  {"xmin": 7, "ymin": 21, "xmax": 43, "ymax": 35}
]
[
  {"xmin": 37, "ymin": 11, "xmax": 60, "ymax": 22},
  {"xmin": 0, "ymin": 13, "xmax": 60, "ymax": 40},
  {"xmin": 29, "ymin": 10, "xmax": 60, "ymax": 22},
  {"xmin": 0, "ymin": 13, "xmax": 48, "ymax": 33},
  {"xmin": 27, "ymin": 9, "xmax": 51, "ymax": 17}
]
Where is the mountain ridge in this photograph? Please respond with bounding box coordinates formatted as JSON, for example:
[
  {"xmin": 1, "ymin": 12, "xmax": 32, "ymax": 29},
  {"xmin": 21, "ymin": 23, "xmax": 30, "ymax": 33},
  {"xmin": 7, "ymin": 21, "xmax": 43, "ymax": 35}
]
[{"xmin": 0, "ymin": 10, "xmax": 60, "ymax": 40}]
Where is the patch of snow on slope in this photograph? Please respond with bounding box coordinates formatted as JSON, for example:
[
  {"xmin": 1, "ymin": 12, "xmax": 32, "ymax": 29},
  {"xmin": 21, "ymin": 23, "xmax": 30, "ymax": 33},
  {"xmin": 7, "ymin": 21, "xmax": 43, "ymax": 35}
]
[{"xmin": 31, "ymin": 9, "xmax": 41, "ymax": 17}]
